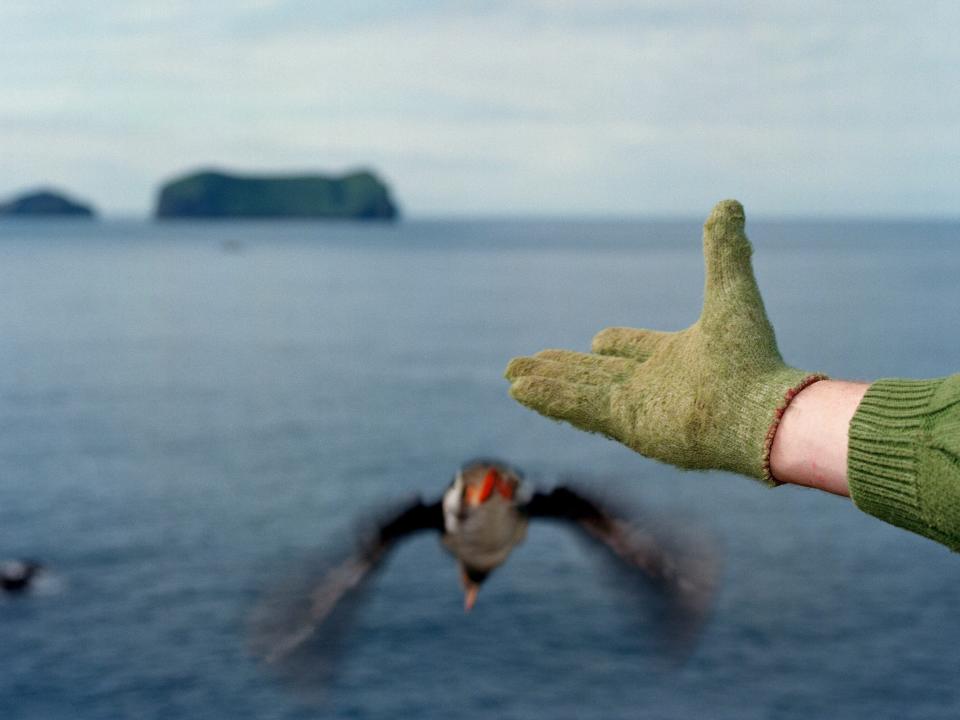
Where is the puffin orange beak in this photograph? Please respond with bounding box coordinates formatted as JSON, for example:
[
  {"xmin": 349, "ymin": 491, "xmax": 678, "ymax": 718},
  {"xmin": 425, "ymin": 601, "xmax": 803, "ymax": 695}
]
[
  {"xmin": 463, "ymin": 583, "xmax": 480, "ymax": 612},
  {"xmin": 460, "ymin": 567, "xmax": 481, "ymax": 612}
]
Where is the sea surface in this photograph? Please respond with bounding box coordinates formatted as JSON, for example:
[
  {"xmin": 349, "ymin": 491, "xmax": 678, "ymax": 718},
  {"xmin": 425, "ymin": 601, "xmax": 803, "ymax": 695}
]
[{"xmin": 1, "ymin": 217, "xmax": 959, "ymax": 720}]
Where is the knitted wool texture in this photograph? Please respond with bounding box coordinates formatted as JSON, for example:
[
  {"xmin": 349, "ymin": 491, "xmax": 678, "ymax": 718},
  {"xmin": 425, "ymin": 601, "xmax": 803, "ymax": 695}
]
[
  {"xmin": 848, "ymin": 375, "xmax": 960, "ymax": 550},
  {"xmin": 505, "ymin": 199, "xmax": 824, "ymax": 484}
]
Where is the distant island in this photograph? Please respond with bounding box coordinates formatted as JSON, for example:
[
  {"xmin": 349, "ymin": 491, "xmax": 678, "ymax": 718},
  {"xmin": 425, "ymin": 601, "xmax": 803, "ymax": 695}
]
[
  {"xmin": 0, "ymin": 189, "xmax": 96, "ymax": 218},
  {"xmin": 155, "ymin": 169, "xmax": 399, "ymax": 220}
]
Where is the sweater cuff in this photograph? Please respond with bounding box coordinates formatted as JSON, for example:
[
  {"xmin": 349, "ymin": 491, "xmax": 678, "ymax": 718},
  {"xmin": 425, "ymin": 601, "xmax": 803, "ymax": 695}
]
[{"xmin": 847, "ymin": 378, "xmax": 946, "ymax": 542}]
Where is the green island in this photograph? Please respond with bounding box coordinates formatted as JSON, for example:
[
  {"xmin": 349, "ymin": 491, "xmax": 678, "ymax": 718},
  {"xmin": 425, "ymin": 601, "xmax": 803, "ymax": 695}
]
[
  {"xmin": 155, "ymin": 169, "xmax": 399, "ymax": 220},
  {"xmin": 0, "ymin": 189, "xmax": 96, "ymax": 218}
]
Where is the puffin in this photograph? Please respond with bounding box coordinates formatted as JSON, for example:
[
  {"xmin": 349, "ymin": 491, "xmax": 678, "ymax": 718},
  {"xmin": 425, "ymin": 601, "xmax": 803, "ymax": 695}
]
[
  {"xmin": 252, "ymin": 458, "xmax": 717, "ymax": 665},
  {"xmin": 1, "ymin": 560, "xmax": 43, "ymax": 594}
]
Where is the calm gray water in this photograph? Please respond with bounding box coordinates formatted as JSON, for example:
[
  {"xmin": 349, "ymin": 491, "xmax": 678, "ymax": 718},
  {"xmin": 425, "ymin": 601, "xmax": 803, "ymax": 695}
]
[{"xmin": 1, "ymin": 217, "xmax": 959, "ymax": 720}]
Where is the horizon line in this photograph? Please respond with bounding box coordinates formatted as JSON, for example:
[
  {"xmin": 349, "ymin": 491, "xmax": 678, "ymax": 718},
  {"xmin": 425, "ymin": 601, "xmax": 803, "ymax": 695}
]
[{"xmin": 42, "ymin": 210, "xmax": 960, "ymax": 224}]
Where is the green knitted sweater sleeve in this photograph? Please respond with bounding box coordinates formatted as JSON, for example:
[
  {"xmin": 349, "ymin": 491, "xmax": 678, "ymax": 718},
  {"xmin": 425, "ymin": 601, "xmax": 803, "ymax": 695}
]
[{"xmin": 848, "ymin": 374, "xmax": 960, "ymax": 551}]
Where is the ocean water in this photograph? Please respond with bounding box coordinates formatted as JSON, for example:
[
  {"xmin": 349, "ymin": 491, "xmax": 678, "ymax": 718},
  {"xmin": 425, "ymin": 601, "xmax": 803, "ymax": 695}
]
[{"xmin": 1, "ymin": 217, "xmax": 959, "ymax": 720}]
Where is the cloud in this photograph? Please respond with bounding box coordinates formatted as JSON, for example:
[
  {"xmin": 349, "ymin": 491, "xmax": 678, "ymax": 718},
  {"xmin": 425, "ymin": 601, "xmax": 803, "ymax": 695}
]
[{"xmin": 1, "ymin": 1, "xmax": 958, "ymax": 216}]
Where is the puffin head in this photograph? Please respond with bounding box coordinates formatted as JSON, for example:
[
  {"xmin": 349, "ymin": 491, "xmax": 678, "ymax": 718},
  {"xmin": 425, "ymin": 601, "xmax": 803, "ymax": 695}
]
[{"xmin": 459, "ymin": 460, "xmax": 521, "ymax": 507}]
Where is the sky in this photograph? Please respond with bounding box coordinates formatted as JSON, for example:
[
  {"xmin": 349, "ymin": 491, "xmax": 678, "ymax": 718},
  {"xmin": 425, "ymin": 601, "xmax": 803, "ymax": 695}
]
[{"xmin": 1, "ymin": 1, "xmax": 958, "ymax": 218}]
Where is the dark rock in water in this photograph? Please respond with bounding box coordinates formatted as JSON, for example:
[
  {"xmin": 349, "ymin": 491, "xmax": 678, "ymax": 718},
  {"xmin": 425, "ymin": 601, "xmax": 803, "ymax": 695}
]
[
  {"xmin": 0, "ymin": 189, "xmax": 96, "ymax": 218},
  {"xmin": 155, "ymin": 169, "xmax": 399, "ymax": 220}
]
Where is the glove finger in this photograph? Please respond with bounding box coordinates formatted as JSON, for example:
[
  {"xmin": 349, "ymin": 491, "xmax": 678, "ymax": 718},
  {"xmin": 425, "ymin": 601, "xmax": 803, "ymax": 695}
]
[
  {"xmin": 701, "ymin": 199, "xmax": 765, "ymax": 309},
  {"xmin": 505, "ymin": 351, "xmax": 632, "ymax": 386},
  {"xmin": 591, "ymin": 327, "xmax": 671, "ymax": 362},
  {"xmin": 533, "ymin": 349, "xmax": 634, "ymax": 379},
  {"xmin": 701, "ymin": 199, "xmax": 778, "ymax": 341},
  {"xmin": 508, "ymin": 376, "xmax": 612, "ymax": 433}
]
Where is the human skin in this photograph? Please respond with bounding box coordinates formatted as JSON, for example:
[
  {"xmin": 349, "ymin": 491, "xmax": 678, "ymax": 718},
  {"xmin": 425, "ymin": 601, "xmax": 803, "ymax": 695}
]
[{"xmin": 768, "ymin": 379, "xmax": 869, "ymax": 496}]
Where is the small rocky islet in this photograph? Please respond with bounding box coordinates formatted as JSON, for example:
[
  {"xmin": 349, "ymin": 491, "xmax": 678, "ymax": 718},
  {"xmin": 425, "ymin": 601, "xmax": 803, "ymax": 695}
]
[
  {"xmin": 0, "ymin": 189, "xmax": 96, "ymax": 218},
  {"xmin": 154, "ymin": 169, "xmax": 399, "ymax": 220}
]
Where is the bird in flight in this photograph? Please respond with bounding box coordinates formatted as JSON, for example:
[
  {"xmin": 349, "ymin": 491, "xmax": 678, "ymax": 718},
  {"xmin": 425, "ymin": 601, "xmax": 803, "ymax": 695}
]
[
  {"xmin": 251, "ymin": 458, "xmax": 718, "ymax": 665},
  {"xmin": 0, "ymin": 560, "xmax": 44, "ymax": 594}
]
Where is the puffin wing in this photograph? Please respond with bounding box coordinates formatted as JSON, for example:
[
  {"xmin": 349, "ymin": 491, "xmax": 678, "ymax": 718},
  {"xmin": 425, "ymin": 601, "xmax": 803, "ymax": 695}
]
[
  {"xmin": 522, "ymin": 486, "xmax": 718, "ymax": 653},
  {"xmin": 523, "ymin": 487, "xmax": 674, "ymax": 578},
  {"xmin": 250, "ymin": 498, "xmax": 444, "ymax": 665}
]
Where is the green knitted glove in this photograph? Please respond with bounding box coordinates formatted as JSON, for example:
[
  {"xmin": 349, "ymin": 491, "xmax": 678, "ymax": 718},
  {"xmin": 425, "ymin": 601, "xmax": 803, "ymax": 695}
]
[{"xmin": 504, "ymin": 199, "xmax": 825, "ymax": 484}]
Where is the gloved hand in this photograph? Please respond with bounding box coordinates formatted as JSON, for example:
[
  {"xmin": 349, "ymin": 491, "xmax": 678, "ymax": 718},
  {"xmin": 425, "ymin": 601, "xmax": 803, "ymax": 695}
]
[{"xmin": 504, "ymin": 199, "xmax": 825, "ymax": 485}]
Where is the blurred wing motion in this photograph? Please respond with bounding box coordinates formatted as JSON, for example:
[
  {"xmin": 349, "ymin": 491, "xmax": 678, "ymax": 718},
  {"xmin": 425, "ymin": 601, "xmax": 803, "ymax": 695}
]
[
  {"xmin": 250, "ymin": 499, "xmax": 443, "ymax": 665},
  {"xmin": 523, "ymin": 486, "xmax": 719, "ymax": 653}
]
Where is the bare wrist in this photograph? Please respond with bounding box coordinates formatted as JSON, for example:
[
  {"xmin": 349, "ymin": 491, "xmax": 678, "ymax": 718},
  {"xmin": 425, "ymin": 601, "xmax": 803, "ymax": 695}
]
[{"xmin": 769, "ymin": 379, "xmax": 869, "ymax": 496}]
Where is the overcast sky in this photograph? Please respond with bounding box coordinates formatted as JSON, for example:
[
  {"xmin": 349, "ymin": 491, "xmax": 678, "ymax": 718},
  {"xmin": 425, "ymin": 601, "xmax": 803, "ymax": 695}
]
[{"xmin": 1, "ymin": 1, "xmax": 958, "ymax": 217}]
